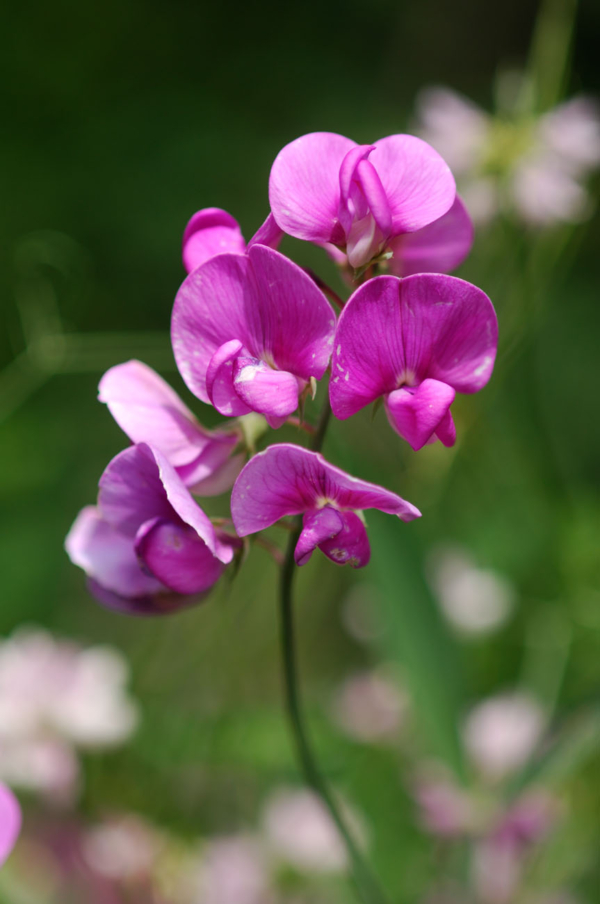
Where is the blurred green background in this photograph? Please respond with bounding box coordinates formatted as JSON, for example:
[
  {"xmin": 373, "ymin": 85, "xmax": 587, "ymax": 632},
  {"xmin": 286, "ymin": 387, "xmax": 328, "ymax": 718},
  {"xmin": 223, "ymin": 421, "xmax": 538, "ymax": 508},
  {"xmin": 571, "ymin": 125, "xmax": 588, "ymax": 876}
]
[{"xmin": 1, "ymin": 0, "xmax": 599, "ymax": 901}]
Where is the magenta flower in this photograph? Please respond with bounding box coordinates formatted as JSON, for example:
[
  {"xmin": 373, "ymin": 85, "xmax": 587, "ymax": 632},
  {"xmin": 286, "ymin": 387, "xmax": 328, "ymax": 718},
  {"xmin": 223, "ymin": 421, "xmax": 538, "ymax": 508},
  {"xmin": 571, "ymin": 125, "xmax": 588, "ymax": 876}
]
[
  {"xmin": 172, "ymin": 245, "xmax": 336, "ymax": 429},
  {"xmin": 65, "ymin": 443, "xmax": 238, "ymax": 615},
  {"xmin": 330, "ymin": 274, "xmax": 497, "ymax": 450},
  {"xmin": 269, "ymin": 132, "xmax": 456, "ymax": 269},
  {"xmin": 182, "ymin": 208, "xmax": 283, "ymax": 273},
  {"xmin": 231, "ymin": 444, "xmax": 420, "ymax": 568},
  {"xmin": 99, "ymin": 360, "xmax": 244, "ymax": 495},
  {"xmin": 0, "ymin": 782, "xmax": 20, "ymax": 866}
]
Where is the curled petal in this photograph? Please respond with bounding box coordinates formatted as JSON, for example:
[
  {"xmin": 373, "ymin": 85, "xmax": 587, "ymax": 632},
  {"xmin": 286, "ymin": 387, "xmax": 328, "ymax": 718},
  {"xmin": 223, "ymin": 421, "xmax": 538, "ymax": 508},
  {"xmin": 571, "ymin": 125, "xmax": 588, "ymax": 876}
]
[
  {"xmin": 233, "ymin": 358, "xmax": 300, "ymax": 428},
  {"xmin": 388, "ymin": 196, "xmax": 474, "ymax": 277},
  {"xmin": 295, "ymin": 506, "xmax": 344, "ymax": 566},
  {"xmin": 0, "ymin": 783, "xmax": 21, "ymax": 866},
  {"xmin": 135, "ymin": 518, "xmax": 227, "ymax": 595},
  {"xmin": 182, "ymin": 208, "xmax": 246, "ymax": 273},
  {"xmin": 330, "ymin": 274, "xmax": 497, "ymax": 421},
  {"xmin": 206, "ymin": 340, "xmax": 253, "ymax": 417},
  {"xmin": 371, "ymin": 135, "xmax": 456, "ymax": 233},
  {"xmin": 269, "ymin": 132, "xmax": 357, "ymax": 242},
  {"xmin": 231, "ymin": 443, "xmax": 420, "ymax": 537},
  {"xmin": 385, "ymin": 379, "xmax": 456, "ymax": 450},
  {"xmin": 318, "ymin": 511, "xmax": 371, "ymax": 568}
]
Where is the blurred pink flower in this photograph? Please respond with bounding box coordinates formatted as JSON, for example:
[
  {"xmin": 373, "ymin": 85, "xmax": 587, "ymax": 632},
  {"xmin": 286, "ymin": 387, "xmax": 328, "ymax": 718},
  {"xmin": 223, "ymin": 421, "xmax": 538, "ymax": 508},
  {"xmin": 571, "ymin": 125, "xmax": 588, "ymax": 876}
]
[
  {"xmin": 182, "ymin": 836, "xmax": 272, "ymax": 904},
  {"xmin": 413, "ymin": 774, "xmax": 475, "ymax": 838},
  {"xmin": 82, "ymin": 815, "xmax": 165, "ymax": 881},
  {"xmin": 331, "ymin": 670, "xmax": 407, "ymax": 743},
  {"xmin": 0, "ymin": 781, "xmax": 21, "ymax": 866},
  {"xmin": 464, "ymin": 693, "xmax": 546, "ymax": 781}
]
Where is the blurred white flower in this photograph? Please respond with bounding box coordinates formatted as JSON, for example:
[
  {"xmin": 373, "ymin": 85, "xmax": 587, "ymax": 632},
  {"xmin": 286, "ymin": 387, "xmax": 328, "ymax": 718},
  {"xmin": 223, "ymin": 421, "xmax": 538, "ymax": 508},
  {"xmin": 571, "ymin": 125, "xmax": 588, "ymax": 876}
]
[
  {"xmin": 331, "ymin": 670, "xmax": 408, "ymax": 743},
  {"xmin": 263, "ymin": 787, "xmax": 362, "ymax": 873},
  {"xmin": 83, "ymin": 814, "xmax": 165, "ymax": 880},
  {"xmin": 180, "ymin": 836, "xmax": 272, "ymax": 904},
  {"xmin": 0, "ymin": 627, "xmax": 139, "ymax": 800},
  {"xmin": 427, "ymin": 545, "xmax": 514, "ymax": 637},
  {"xmin": 416, "ymin": 86, "xmax": 600, "ymax": 227},
  {"xmin": 464, "ymin": 693, "xmax": 546, "ymax": 780}
]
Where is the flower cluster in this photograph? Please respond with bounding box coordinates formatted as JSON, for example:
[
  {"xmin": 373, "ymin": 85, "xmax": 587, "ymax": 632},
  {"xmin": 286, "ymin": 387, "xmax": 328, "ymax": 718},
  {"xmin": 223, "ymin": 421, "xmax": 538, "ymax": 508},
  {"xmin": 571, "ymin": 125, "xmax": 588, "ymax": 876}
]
[{"xmin": 66, "ymin": 130, "xmax": 497, "ymax": 614}]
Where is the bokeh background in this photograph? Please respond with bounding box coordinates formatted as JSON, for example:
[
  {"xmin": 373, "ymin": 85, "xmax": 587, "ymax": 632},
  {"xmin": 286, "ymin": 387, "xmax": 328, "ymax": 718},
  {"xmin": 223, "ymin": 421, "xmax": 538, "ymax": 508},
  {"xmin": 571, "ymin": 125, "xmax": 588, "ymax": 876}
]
[{"xmin": 1, "ymin": 0, "xmax": 599, "ymax": 900}]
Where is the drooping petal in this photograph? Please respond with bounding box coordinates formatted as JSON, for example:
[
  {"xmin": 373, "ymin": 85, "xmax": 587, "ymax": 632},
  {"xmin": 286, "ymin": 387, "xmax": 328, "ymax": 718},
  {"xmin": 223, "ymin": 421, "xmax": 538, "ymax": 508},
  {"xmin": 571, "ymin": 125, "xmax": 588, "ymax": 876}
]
[
  {"xmin": 86, "ymin": 579, "xmax": 195, "ymax": 617},
  {"xmin": 269, "ymin": 132, "xmax": 357, "ymax": 242},
  {"xmin": 295, "ymin": 506, "xmax": 344, "ymax": 566},
  {"xmin": 172, "ymin": 246, "xmax": 335, "ymax": 411},
  {"xmin": 206, "ymin": 339, "xmax": 253, "ymax": 417},
  {"xmin": 65, "ymin": 506, "xmax": 164, "ymax": 598},
  {"xmin": 135, "ymin": 518, "xmax": 227, "ymax": 595},
  {"xmin": 330, "ymin": 274, "xmax": 497, "ymax": 420},
  {"xmin": 98, "ymin": 360, "xmax": 233, "ymax": 468},
  {"xmin": 385, "ymin": 379, "xmax": 456, "ymax": 450},
  {"xmin": 98, "ymin": 444, "xmax": 233, "ymax": 564},
  {"xmin": 388, "ymin": 196, "xmax": 474, "ymax": 277},
  {"xmin": 0, "ymin": 782, "xmax": 21, "ymax": 866},
  {"xmin": 318, "ymin": 511, "xmax": 371, "ymax": 568},
  {"xmin": 371, "ymin": 135, "xmax": 456, "ymax": 233},
  {"xmin": 233, "ymin": 358, "xmax": 300, "ymax": 427},
  {"xmin": 182, "ymin": 208, "xmax": 246, "ymax": 273},
  {"xmin": 247, "ymin": 212, "xmax": 284, "ymax": 249},
  {"xmin": 179, "ymin": 449, "xmax": 245, "ymax": 497},
  {"xmin": 231, "ymin": 443, "xmax": 420, "ymax": 537}
]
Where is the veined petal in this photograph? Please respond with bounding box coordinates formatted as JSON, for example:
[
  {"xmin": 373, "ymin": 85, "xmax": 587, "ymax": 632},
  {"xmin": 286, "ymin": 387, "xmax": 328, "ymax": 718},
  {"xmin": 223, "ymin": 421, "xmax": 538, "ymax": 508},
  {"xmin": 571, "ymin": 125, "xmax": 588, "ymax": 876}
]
[
  {"xmin": 231, "ymin": 443, "xmax": 420, "ymax": 537},
  {"xmin": 182, "ymin": 208, "xmax": 246, "ymax": 273},
  {"xmin": 388, "ymin": 196, "xmax": 474, "ymax": 277},
  {"xmin": 135, "ymin": 518, "xmax": 227, "ymax": 595},
  {"xmin": 0, "ymin": 783, "xmax": 21, "ymax": 866},
  {"xmin": 247, "ymin": 212, "xmax": 284, "ymax": 249},
  {"xmin": 233, "ymin": 358, "xmax": 300, "ymax": 427},
  {"xmin": 99, "ymin": 360, "xmax": 216, "ymax": 467},
  {"xmin": 318, "ymin": 511, "xmax": 371, "ymax": 568},
  {"xmin": 206, "ymin": 340, "xmax": 253, "ymax": 417},
  {"xmin": 295, "ymin": 506, "xmax": 344, "ymax": 566},
  {"xmin": 65, "ymin": 506, "xmax": 164, "ymax": 598},
  {"xmin": 371, "ymin": 135, "xmax": 456, "ymax": 233},
  {"xmin": 385, "ymin": 379, "xmax": 456, "ymax": 450},
  {"xmin": 269, "ymin": 132, "xmax": 357, "ymax": 242}
]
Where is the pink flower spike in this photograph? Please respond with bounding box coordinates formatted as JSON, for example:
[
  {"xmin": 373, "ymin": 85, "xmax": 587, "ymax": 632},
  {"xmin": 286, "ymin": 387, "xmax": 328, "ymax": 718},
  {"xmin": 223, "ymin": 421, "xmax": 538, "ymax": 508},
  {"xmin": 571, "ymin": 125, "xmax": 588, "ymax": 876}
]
[
  {"xmin": 0, "ymin": 782, "xmax": 21, "ymax": 866},
  {"xmin": 231, "ymin": 444, "xmax": 420, "ymax": 569},
  {"xmin": 330, "ymin": 273, "xmax": 497, "ymax": 449},
  {"xmin": 388, "ymin": 196, "xmax": 474, "ymax": 277},
  {"xmin": 172, "ymin": 245, "xmax": 336, "ymax": 424},
  {"xmin": 182, "ymin": 208, "xmax": 246, "ymax": 273},
  {"xmin": 99, "ymin": 360, "xmax": 242, "ymax": 496}
]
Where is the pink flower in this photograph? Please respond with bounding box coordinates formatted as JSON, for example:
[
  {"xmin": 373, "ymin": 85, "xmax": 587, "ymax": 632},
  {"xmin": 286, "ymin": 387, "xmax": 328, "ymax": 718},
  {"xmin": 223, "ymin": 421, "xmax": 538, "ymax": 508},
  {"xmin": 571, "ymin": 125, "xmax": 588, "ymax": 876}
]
[
  {"xmin": 464, "ymin": 694, "xmax": 546, "ymax": 780},
  {"xmin": 331, "ymin": 670, "xmax": 407, "ymax": 743},
  {"xmin": 269, "ymin": 132, "xmax": 456, "ymax": 269},
  {"xmin": 182, "ymin": 207, "xmax": 283, "ymax": 273},
  {"xmin": 172, "ymin": 245, "xmax": 336, "ymax": 429},
  {"xmin": 330, "ymin": 273, "xmax": 497, "ymax": 450},
  {"xmin": 0, "ymin": 782, "xmax": 21, "ymax": 866},
  {"xmin": 99, "ymin": 360, "xmax": 244, "ymax": 496},
  {"xmin": 231, "ymin": 443, "xmax": 420, "ymax": 568},
  {"xmin": 66, "ymin": 443, "xmax": 238, "ymax": 614},
  {"xmin": 413, "ymin": 775, "xmax": 475, "ymax": 838}
]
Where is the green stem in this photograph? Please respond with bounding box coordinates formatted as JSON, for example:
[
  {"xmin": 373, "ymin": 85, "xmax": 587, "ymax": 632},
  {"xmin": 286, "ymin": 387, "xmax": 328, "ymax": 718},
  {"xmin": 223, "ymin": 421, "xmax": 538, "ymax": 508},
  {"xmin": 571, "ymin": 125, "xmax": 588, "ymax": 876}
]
[{"xmin": 278, "ymin": 397, "xmax": 391, "ymax": 904}]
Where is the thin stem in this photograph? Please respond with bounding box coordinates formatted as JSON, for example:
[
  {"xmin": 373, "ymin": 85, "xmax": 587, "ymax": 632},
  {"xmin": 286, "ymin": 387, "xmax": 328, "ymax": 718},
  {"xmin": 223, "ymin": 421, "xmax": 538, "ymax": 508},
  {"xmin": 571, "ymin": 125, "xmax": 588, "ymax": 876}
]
[
  {"xmin": 278, "ymin": 398, "xmax": 391, "ymax": 904},
  {"xmin": 286, "ymin": 415, "xmax": 316, "ymax": 435}
]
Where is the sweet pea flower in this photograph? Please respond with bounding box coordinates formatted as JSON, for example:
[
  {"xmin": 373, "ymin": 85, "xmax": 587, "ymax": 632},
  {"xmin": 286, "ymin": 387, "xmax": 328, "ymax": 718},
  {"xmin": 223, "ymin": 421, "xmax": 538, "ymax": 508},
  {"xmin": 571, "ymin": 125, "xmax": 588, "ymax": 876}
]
[
  {"xmin": 66, "ymin": 443, "xmax": 238, "ymax": 615},
  {"xmin": 172, "ymin": 245, "xmax": 336, "ymax": 429},
  {"xmin": 330, "ymin": 273, "xmax": 497, "ymax": 451},
  {"xmin": 99, "ymin": 360, "xmax": 244, "ymax": 495},
  {"xmin": 0, "ymin": 782, "xmax": 21, "ymax": 866},
  {"xmin": 231, "ymin": 444, "xmax": 420, "ymax": 568},
  {"xmin": 269, "ymin": 131, "xmax": 456, "ymax": 269},
  {"xmin": 182, "ymin": 208, "xmax": 283, "ymax": 273}
]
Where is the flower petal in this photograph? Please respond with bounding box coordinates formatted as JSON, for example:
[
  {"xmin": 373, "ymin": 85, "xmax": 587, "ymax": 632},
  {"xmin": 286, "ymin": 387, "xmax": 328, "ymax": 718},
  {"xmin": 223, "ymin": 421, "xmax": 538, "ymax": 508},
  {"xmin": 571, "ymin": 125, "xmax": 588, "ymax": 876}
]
[
  {"xmin": 385, "ymin": 379, "xmax": 456, "ymax": 450},
  {"xmin": 318, "ymin": 511, "xmax": 371, "ymax": 568},
  {"xmin": 247, "ymin": 212, "xmax": 284, "ymax": 249},
  {"xmin": 65, "ymin": 506, "xmax": 164, "ymax": 598},
  {"xmin": 179, "ymin": 449, "xmax": 245, "ymax": 497},
  {"xmin": 135, "ymin": 518, "xmax": 226, "ymax": 595},
  {"xmin": 295, "ymin": 506, "xmax": 344, "ymax": 566},
  {"xmin": 182, "ymin": 208, "xmax": 246, "ymax": 273},
  {"xmin": 206, "ymin": 339, "xmax": 253, "ymax": 417},
  {"xmin": 86, "ymin": 579, "xmax": 195, "ymax": 616},
  {"xmin": 231, "ymin": 443, "xmax": 420, "ymax": 537},
  {"xmin": 389, "ymin": 196, "xmax": 474, "ymax": 277},
  {"xmin": 233, "ymin": 358, "xmax": 300, "ymax": 427},
  {"xmin": 269, "ymin": 132, "xmax": 357, "ymax": 242},
  {"xmin": 0, "ymin": 782, "xmax": 21, "ymax": 866},
  {"xmin": 371, "ymin": 135, "xmax": 456, "ymax": 233}
]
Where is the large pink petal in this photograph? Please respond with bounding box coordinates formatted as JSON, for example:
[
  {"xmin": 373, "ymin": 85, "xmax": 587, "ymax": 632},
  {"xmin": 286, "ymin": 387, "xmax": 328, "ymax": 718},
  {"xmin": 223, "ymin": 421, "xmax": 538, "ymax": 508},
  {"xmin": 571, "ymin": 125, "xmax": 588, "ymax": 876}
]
[
  {"xmin": 0, "ymin": 783, "xmax": 21, "ymax": 866},
  {"xmin": 135, "ymin": 518, "xmax": 226, "ymax": 595},
  {"xmin": 385, "ymin": 379, "xmax": 456, "ymax": 450},
  {"xmin": 388, "ymin": 196, "xmax": 474, "ymax": 277},
  {"xmin": 330, "ymin": 274, "xmax": 497, "ymax": 420},
  {"xmin": 371, "ymin": 135, "xmax": 456, "ymax": 233},
  {"xmin": 231, "ymin": 444, "xmax": 420, "ymax": 537},
  {"xmin": 182, "ymin": 208, "xmax": 246, "ymax": 273},
  {"xmin": 295, "ymin": 506, "xmax": 344, "ymax": 566},
  {"xmin": 65, "ymin": 506, "xmax": 164, "ymax": 598},
  {"xmin": 269, "ymin": 132, "xmax": 357, "ymax": 242}
]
